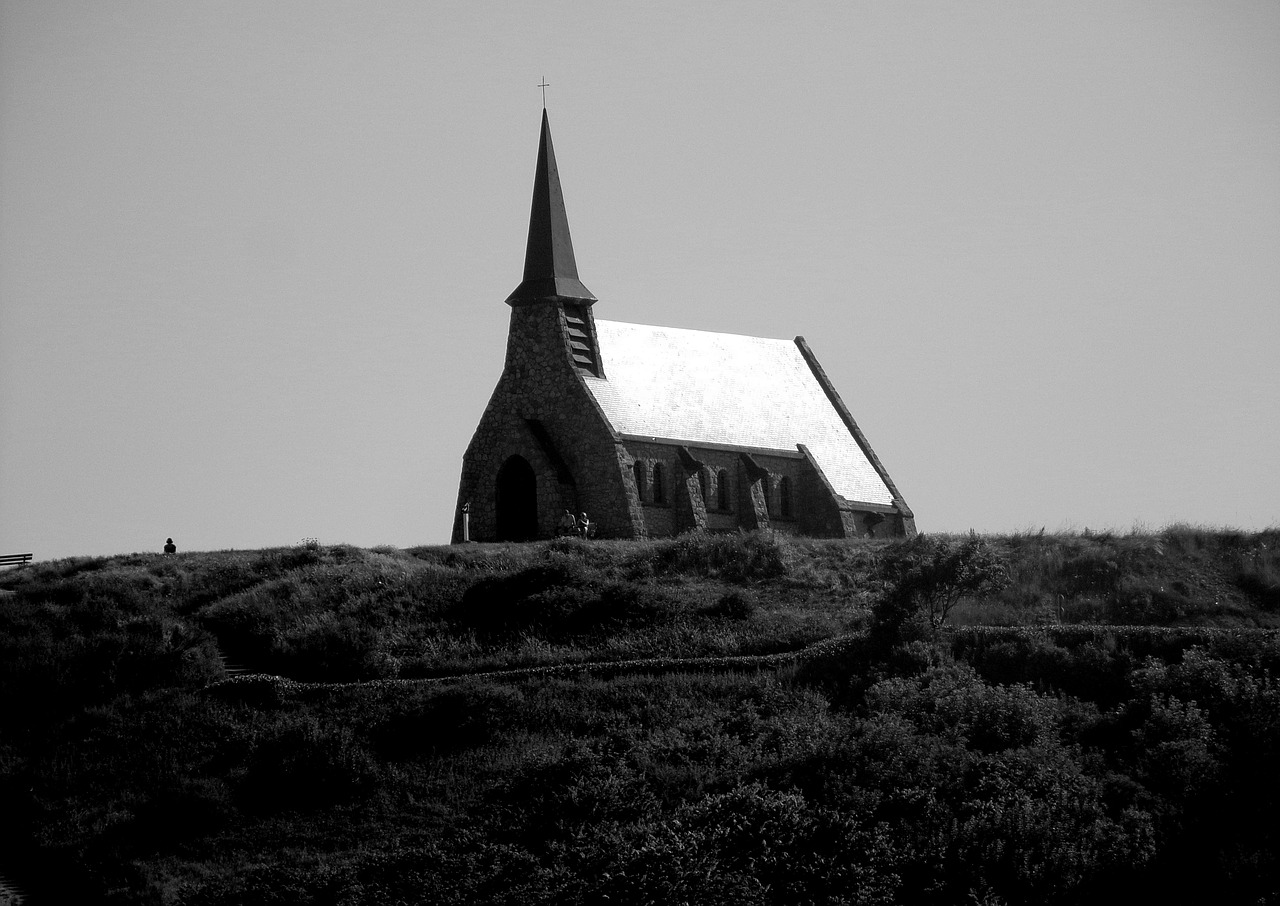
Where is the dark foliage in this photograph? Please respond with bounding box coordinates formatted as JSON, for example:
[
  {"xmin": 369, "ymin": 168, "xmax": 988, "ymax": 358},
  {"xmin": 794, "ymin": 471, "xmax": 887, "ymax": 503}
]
[
  {"xmin": 704, "ymin": 589, "xmax": 759, "ymax": 620},
  {"xmin": 635, "ymin": 530, "xmax": 791, "ymax": 582},
  {"xmin": 454, "ymin": 556, "xmax": 679, "ymax": 639},
  {"xmin": 3, "ymin": 534, "xmax": 1280, "ymax": 904},
  {"xmin": 872, "ymin": 532, "xmax": 1008, "ymax": 645},
  {"xmin": 372, "ymin": 683, "xmax": 525, "ymax": 759},
  {"xmin": 240, "ymin": 716, "xmax": 379, "ymax": 813}
]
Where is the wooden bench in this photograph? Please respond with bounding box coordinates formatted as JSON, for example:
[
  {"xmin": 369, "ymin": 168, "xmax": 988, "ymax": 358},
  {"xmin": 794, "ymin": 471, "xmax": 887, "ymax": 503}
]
[{"xmin": 0, "ymin": 553, "xmax": 33, "ymax": 568}]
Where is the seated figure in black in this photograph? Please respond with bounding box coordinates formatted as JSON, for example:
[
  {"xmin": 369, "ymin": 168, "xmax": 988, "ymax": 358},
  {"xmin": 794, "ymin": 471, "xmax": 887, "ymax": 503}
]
[{"xmin": 163, "ymin": 538, "xmax": 176, "ymax": 554}]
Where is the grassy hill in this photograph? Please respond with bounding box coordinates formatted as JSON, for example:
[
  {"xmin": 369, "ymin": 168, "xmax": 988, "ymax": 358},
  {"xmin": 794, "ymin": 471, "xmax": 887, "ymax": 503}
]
[{"xmin": 1, "ymin": 528, "xmax": 1278, "ymax": 904}]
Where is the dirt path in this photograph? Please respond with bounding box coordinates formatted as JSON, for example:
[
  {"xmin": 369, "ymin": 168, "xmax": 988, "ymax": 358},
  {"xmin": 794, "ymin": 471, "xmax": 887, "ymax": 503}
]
[
  {"xmin": 204, "ymin": 623, "xmax": 1279, "ymax": 698},
  {"xmin": 206, "ymin": 634, "xmax": 864, "ymax": 696}
]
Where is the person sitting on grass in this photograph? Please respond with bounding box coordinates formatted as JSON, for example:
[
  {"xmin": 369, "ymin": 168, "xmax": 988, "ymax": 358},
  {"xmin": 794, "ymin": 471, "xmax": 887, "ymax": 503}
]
[{"xmin": 163, "ymin": 538, "xmax": 176, "ymax": 554}]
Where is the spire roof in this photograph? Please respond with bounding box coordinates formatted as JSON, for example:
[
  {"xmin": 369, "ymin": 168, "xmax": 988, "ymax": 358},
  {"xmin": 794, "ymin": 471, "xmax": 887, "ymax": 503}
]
[{"xmin": 505, "ymin": 110, "xmax": 597, "ymax": 305}]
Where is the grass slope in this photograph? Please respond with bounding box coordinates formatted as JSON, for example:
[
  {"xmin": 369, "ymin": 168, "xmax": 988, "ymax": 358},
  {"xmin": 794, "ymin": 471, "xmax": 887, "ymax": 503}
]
[{"xmin": 1, "ymin": 528, "xmax": 1278, "ymax": 904}]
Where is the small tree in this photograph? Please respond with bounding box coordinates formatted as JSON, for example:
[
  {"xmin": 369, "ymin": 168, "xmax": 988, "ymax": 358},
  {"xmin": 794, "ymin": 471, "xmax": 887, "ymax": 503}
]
[{"xmin": 874, "ymin": 533, "xmax": 1008, "ymax": 640}]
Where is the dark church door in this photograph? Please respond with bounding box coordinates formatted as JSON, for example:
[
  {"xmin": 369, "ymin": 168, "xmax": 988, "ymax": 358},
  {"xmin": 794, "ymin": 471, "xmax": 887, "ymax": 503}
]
[{"xmin": 496, "ymin": 455, "xmax": 538, "ymax": 541}]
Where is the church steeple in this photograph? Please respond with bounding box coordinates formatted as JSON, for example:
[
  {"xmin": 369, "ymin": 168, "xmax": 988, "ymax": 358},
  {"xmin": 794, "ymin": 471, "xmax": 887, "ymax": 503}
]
[{"xmin": 504, "ymin": 110, "xmax": 597, "ymax": 306}]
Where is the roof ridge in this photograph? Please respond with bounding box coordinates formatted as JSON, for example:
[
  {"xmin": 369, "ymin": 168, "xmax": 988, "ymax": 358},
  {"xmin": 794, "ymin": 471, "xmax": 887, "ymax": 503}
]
[{"xmin": 594, "ymin": 318, "xmax": 791, "ymax": 343}]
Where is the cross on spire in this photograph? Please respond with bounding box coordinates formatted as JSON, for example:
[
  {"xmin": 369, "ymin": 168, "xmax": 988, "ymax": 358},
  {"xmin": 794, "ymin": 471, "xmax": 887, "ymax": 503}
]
[{"xmin": 539, "ymin": 77, "xmax": 550, "ymax": 108}]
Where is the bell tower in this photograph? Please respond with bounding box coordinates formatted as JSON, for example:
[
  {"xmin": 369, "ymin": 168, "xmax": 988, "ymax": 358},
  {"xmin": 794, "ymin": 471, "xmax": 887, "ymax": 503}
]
[
  {"xmin": 503, "ymin": 109, "xmax": 603, "ymax": 377},
  {"xmin": 450, "ymin": 110, "xmax": 644, "ymax": 542}
]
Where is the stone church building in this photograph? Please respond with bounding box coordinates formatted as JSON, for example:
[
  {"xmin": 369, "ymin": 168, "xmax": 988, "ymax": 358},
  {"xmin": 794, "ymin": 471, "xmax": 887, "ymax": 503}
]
[{"xmin": 452, "ymin": 111, "xmax": 915, "ymax": 543}]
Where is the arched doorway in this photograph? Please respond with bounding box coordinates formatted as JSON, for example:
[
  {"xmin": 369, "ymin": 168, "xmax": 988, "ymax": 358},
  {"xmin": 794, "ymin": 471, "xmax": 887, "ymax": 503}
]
[{"xmin": 496, "ymin": 455, "xmax": 538, "ymax": 541}]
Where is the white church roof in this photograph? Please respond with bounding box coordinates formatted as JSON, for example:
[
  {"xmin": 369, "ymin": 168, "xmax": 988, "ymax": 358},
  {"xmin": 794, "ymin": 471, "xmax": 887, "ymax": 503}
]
[{"xmin": 582, "ymin": 320, "xmax": 896, "ymax": 506}]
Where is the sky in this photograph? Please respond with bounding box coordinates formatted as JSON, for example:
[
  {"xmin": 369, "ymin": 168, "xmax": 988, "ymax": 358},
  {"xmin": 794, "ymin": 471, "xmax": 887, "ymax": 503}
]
[{"xmin": 1, "ymin": 1, "xmax": 1277, "ymax": 560}]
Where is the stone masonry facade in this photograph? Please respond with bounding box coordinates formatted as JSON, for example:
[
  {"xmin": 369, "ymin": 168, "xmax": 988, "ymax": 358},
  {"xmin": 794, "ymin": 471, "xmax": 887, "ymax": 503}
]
[
  {"xmin": 623, "ymin": 439, "xmax": 908, "ymax": 540},
  {"xmin": 452, "ymin": 299, "xmax": 645, "ymax": 543}
]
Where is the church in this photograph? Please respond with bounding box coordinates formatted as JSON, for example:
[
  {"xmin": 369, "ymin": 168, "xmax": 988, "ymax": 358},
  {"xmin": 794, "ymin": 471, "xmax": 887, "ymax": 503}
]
[{"xmin": 452, "ymin": 111, "xmax": 915, "ymax": 543}]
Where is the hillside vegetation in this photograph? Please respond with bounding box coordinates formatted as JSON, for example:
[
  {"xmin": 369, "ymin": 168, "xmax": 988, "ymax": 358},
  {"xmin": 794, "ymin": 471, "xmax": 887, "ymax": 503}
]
[{"xmin": 1, "ymin": 527, "xmax": 1278, "ymax": 904}]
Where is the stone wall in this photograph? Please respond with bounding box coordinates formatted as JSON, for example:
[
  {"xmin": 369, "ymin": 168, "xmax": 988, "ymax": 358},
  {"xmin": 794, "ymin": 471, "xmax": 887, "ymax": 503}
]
[
  {"xmin": 620, "ymin": 439, "xmax": 862, "ymax": 538},
  {"xmin": 453, "ymin": 300, "xmax": 644, "ymax": 542}
]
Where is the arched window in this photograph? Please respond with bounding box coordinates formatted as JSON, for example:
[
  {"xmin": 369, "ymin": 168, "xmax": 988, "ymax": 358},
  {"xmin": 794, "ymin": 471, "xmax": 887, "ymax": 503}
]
[
  {"xmin": 779, "ymin": 476, "xmax": 793, "ymax": 518},
  {"xmin": 717, "ymin": 469, "xmax": 730, "ymax": 511},
  {"xmin": 632, "ymin": 460, "xmax": 647, "ymax": 502},
  {"xmin": 651, "ymin": 462, "xmax": 665, "ymax": 504},
  {"xmin": 698, "ymin": 467, "xmax": 709, "ymax": 502}
]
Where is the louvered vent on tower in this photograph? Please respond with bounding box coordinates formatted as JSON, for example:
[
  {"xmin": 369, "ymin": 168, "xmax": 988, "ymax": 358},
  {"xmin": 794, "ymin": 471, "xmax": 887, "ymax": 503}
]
[{"xmin": 564, "ymin": 304, "xmax": 600, "ymax": 376}]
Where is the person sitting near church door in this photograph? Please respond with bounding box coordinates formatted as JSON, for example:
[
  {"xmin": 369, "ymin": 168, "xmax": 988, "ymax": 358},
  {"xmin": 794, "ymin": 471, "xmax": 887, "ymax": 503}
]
[
  {"xmin": 559, "ymin": 509, "xmax": 578, "ymax": 537},
  {"xmin": 578, "ymin": 512, "xmax": 591, "ymax": 539}
]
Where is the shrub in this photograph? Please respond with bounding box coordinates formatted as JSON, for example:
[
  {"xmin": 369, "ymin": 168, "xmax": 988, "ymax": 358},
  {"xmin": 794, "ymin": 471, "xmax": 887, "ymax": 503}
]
[
  {"xmin": 283, "ymin": 613, "xmax": 397, "ymax": 681},
  {"xmin": 453, "ymin": 557, "xmax": 678, "ymax": 639},
  {"xmin": 253, "ymin": 545, "xmax": 321, "ymax": 572},
  {"xmin": 879, "ymin": 638, "xmax": 949, "ymax": 678},
  {"xmin": 1109, "ymin": 578, "xmax": 1195, "ymax": 624},
  {"xmin": 1236, "ymin": 542, "xmax": 1280, "ymax": 610},
  {"xmin": 873, "ymin": 533, "xmax": 1008, "ymax": 643},
  {"xmin": 953, "ymin": 629, "xmax": 1134, "ymax": 706},
  {"xmin": 582, "ymin": 783, "xmax": 902, "ymax": 906},
  {"xmin": 705, "ymin": 590, "xmax": 758, "ymax": 620},
  {"xmin": 495, "ymin": 739, "xmax": 658, "ymax": 846},
  {"xmin": 865, "ymin": 663, "xmax": 1059, "ymax": 754},
  {"xmin": 129, "ymin": 777, "xmax": 237, "ymax": 848},
  {"xmin": 635, "ymin": 531, "xmax": 791, "ymax": 582},
  {"xmin": 373, "ymin": 683, "xmax": 525, "ymax": 759},
  {"xmin": 239, "ymin": 716, "xmax": 378, "ymax": 813},
  {"xmin": 346, "ymin": 834, "xmax": 555, "ymax": 906},
  {"xmin": 199, "ymin": 588, "xmax": 288, "ymax": 664},
  {"xmin": 1127, "ymin": 694, "xmax": 1221, "ymax": 798}
]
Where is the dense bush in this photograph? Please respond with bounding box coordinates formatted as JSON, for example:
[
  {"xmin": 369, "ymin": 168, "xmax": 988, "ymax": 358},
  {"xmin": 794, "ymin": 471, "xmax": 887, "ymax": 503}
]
[
  {"xmin": 455, "ymin": 556, "xmax": 680, "ymax": 640},
  {"xmin": 704, "ymin": 589, "xmax": 758, "ymax": 620},
  {"xmin": 632, "ymin": 531, "xmax": 792, "ymax": 582},
  {"xmin": 372, "ymin": 683, "xmax": 526, "ymax": 758},
  {"xmin": 873, "ymin": 533, "xmax": 1008, "ymax": 642},
  {"xmin": 4, "ymin": 532, "xmax": 1280, "ymax": 904},
  {"xmin": 0, "ymin": 591, "xmax": 220, "ymax": 730},
  {"xmin": 580, "ymin": 783, "xmax": 902, "ymax": 906},
  {"xmin": 240, "ymin": 715, "xmax": 379, "ymax": 813},
  {"xmin": 1236, "ymin": 538, "xmax": 1280, "ymax": 609}
]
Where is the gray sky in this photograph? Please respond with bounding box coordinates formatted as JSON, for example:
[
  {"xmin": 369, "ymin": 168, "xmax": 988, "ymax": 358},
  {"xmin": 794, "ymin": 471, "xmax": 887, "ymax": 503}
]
[{"xmin": 2, "ymin": 1, "xmax": 1277, "ymax": 559}]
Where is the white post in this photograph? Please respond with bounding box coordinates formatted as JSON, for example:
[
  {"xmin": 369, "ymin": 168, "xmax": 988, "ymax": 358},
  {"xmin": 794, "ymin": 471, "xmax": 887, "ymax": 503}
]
[{"xmin": 462, "ymin": 502, "xmax": 471, "ymax": 543}]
